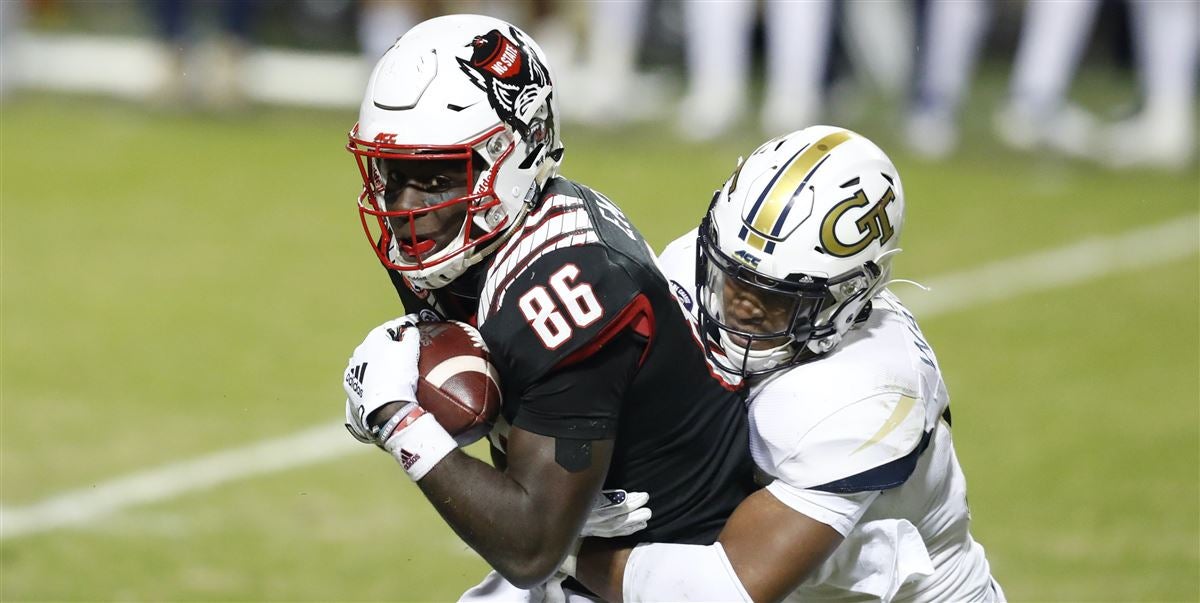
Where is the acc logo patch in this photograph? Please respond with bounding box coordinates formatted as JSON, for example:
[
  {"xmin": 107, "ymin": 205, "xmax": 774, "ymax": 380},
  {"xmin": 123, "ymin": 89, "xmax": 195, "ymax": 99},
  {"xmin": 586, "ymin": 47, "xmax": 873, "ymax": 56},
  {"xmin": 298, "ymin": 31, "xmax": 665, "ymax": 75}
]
[
  {"xmin": 820, "ymin": 188, "xmax": 897, "ymax": 258},
  {"xmin": 670, "ymin": 280, "xmax": 694, "ymax": 311},
  {"xmin": 733, "ymin": 249, "xmax": 762, "ymax": 269}
]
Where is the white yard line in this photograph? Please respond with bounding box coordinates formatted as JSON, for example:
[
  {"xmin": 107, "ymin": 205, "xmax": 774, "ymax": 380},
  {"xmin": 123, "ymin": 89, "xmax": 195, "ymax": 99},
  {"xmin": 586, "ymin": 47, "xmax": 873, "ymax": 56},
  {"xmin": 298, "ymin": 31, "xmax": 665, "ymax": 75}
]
[
  {"xmin": 905, "ymin": 213, "xmax": 1199, "ymax": 316},
  {"xmin": 0, "ymin": 424, "xmax": 363, "ymax": 540},
  {"xmin": 2, "ymin": 213, "xmax": 1197, "ymax": 541}
]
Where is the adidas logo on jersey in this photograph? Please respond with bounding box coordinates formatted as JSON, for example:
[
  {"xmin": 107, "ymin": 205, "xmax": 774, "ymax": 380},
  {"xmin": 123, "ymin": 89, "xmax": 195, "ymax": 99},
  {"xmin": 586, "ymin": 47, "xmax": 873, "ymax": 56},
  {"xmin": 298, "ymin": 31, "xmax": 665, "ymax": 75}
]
[{"xmin": 345, "ymin": 362, "xmax": 368, "ymax": 397}]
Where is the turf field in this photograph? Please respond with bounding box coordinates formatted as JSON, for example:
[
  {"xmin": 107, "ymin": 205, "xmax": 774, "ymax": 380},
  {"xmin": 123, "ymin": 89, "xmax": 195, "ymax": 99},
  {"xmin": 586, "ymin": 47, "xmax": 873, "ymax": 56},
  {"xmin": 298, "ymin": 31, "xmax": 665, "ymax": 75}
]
[{"xmin": 1, "ymin": 85, "xmax": 1197, "ymax": 601}]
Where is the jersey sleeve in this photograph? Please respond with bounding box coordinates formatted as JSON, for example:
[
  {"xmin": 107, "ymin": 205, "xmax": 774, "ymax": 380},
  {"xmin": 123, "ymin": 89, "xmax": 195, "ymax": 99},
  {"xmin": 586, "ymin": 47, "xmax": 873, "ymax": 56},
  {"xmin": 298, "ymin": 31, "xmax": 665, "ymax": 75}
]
[
  {"xmin": 512, "ymin": 330, "xmax": 643, "ymax": 439},
  {"xmin": 764, "ymin": 481, "xmax": 879, "ymax": 536},
  {"xmin": 750, "ymin": 386, "xmax": 928, "ymax": 535},
  {"xmin": 480, "ymin": 245, "xmax": 652, "ymax": 438}
]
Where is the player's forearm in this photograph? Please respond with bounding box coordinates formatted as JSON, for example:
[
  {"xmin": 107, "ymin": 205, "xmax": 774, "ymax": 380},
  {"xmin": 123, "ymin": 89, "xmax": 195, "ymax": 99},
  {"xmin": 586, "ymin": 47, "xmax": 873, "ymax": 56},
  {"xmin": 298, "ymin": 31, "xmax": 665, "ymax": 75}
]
[
  {"xmin": 417, "ymin": 451, "xmax": 575, "ymax": 588},
  {"xmin": 578, "ymin": 500, "xmax": 834, "ymax": 603},
  {"xmin": 575, "ymin": 539, "xmax": 633, "ymax": 602}
]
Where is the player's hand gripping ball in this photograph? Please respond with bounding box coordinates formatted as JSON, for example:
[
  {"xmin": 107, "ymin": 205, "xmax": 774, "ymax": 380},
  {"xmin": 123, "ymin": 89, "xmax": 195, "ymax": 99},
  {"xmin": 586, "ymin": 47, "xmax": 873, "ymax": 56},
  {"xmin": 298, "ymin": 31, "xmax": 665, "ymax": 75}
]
[{"xmin": 413, "ymin": 321, "xmax": 502, "ymax": 446}]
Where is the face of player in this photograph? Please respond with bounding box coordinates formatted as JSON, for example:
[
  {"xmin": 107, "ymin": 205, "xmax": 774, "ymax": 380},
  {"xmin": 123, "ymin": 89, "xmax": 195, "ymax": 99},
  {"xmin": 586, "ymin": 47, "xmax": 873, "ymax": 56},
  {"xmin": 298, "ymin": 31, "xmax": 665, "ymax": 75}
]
[
  {"xmin": 379, "ymin": 157, "xmax": 472, "ymax": 263},
  {"xmin": 720, "ymin": 277, "xmax": 796, "ymax": 350}
]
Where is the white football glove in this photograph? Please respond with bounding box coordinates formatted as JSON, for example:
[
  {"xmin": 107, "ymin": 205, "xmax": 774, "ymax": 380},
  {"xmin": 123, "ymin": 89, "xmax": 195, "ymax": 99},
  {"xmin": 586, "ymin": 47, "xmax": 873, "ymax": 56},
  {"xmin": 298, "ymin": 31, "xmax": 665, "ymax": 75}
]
[
  {"xmin": 343, "ymin": 314, "xmax": 421, "ymax": 444},
  {"xmin": 581, "ymin": 489, "xmax": 652, "ymax": 538},
  {"xmin": 560, "ymin": 489, "xmax": 652, "ymax": 580}
]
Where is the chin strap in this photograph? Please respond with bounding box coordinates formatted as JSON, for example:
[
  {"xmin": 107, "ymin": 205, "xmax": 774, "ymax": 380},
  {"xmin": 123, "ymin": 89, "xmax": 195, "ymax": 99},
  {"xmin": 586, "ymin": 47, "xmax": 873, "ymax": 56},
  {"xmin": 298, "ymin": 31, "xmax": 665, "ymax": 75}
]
[
  {"xmin": 874, "ymin": 248, "xmax": 929, "ymax": 292},
  {"xmin": 883, "ymin": 278, "xmax": 931, "ymax": 292}
]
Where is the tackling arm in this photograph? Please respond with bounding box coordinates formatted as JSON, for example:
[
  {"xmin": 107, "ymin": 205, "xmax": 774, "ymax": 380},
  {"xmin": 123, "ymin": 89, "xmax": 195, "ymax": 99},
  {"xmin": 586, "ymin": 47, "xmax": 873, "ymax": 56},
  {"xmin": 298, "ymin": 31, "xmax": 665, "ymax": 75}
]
[
  {"xmin": 577, "ymin": 392, "xmax": 926, "ymax": 601},
  {"xmin": 576, "ymin": 488, "xmax": 843, "ymax": 603},
  {"xmin": 716, "ymin": 488, "xmax": 845, "ymax": 601}
]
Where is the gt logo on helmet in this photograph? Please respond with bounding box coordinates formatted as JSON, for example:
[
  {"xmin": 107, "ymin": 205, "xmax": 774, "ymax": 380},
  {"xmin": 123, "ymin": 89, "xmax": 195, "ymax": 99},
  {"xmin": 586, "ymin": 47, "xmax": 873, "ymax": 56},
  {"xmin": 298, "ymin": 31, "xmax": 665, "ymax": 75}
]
[{"xmin": 820, "ymin": 188, "xmax": 897, "ymax": 258}]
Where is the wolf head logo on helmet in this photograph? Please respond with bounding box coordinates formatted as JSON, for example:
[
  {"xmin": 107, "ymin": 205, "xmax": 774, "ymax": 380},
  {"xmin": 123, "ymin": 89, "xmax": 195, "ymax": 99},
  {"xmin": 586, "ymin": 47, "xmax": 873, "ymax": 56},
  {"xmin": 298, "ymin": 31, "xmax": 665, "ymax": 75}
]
[
  {"xmin": 457, "ymin": 27, "xmax": 555, "ymax": 149},
  {"xmin": 347, "ymin": 15, "xmax": 563, "ymax": 290},
  {"xmin": 696, "ymin": 125, "xmax": 906, "ymax": 377}
]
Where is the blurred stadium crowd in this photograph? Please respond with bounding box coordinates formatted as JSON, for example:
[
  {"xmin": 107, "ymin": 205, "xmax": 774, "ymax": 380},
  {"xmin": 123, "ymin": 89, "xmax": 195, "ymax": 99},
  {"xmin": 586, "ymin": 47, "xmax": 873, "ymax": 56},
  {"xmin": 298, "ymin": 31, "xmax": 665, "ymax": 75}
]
[{"xmin": 0, "ymin": 0, "xmax": 1195, "ymax": 170}]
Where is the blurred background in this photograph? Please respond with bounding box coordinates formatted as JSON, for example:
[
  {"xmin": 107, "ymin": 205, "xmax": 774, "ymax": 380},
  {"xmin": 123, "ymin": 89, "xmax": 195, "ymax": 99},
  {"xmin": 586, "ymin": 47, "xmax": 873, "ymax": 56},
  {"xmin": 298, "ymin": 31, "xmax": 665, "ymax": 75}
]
[{"xmin": 1, "ymin": 0, "xmax": 1196, "ymax": 601}]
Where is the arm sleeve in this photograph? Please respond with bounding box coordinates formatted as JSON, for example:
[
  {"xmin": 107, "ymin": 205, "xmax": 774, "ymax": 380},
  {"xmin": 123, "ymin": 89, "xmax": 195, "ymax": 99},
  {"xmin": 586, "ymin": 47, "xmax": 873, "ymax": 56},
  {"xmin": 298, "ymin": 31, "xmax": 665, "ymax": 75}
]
[
  {"xmin": 623, "ymin": 542, "xmax": 752, "ymax": 603},
  {"xmin": 511, "ymin": 330, "xmax": 644, "ymax": 440}
]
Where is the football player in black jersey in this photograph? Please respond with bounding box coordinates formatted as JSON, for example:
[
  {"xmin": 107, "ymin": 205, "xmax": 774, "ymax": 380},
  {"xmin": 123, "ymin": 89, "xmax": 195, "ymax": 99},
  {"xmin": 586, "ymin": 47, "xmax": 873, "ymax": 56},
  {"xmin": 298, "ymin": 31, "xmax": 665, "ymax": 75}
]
[{"xmin": 339, "ymin": 14, "xmax": 755, "ymax": 594}]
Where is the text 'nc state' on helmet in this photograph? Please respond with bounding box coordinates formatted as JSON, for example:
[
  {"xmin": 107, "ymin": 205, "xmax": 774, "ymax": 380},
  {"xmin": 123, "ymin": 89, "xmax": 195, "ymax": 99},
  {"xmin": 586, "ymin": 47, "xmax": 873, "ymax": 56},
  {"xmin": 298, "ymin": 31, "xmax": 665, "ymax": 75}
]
[{"xmin": 347, "ymin": 14, "xmax": 564, "ymax": 289}]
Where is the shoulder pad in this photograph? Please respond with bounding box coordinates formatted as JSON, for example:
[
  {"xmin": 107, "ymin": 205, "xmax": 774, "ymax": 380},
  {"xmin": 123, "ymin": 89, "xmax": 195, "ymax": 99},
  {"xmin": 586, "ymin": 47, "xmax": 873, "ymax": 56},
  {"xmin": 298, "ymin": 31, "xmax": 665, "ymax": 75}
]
[
  {"xmin": 659, "ymin": 230, "xmax": 698, "ymax": 266},
  {"xmin": 478, "ymin": 192, "xmax": 599, "ymax": 321},
  {"xmin": 751, "ymin": 384, "xmax": 928, "ymax": 492}
]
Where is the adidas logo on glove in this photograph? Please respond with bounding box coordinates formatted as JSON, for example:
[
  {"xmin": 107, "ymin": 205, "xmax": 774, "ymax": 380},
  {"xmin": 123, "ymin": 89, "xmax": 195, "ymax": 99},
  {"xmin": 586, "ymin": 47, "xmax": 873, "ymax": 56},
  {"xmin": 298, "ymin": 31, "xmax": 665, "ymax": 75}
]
[{"xmin": 345, "ymin": 362, "xmax": 368, "ymax": 397}]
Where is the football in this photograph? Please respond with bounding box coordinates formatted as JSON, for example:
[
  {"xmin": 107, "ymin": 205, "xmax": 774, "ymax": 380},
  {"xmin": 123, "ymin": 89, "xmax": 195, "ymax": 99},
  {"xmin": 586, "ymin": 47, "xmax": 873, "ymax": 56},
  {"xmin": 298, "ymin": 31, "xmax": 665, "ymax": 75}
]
[{"xmin": 414, "ymin": 320, "xmax": 502, "ymax": 446}]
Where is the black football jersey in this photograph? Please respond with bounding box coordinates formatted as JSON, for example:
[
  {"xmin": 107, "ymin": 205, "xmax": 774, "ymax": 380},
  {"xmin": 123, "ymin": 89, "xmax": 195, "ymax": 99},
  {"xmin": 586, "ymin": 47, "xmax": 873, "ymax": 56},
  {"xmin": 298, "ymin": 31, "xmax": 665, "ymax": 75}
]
[{"xmin": 388, "ymin": 177, "xmax": 755, "ymax": 545}]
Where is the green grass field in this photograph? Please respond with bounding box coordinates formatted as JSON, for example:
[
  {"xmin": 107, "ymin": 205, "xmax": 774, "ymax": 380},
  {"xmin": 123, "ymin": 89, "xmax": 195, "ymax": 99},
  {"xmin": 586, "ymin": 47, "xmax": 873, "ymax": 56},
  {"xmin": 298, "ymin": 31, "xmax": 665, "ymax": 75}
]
[{"xmin": 1, "ymin": 86, "xmax": 1197, "ymax": 601}]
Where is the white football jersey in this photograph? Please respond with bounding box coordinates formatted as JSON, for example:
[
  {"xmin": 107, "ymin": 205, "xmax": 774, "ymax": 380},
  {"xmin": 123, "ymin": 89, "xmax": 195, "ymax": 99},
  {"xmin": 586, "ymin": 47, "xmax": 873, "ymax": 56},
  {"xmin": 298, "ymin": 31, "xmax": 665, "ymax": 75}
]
[{"xmin": 659, "ymin": 232, "xmax": 1000, "ymax": 602}]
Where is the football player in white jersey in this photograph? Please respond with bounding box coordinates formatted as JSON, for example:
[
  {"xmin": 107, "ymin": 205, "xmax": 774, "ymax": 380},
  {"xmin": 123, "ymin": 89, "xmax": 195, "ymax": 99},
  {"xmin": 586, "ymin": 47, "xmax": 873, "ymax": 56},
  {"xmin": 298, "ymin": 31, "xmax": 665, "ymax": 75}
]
[{"xmin": 574, "ymin": 126, "xmax": 1005, "ymax": 602}]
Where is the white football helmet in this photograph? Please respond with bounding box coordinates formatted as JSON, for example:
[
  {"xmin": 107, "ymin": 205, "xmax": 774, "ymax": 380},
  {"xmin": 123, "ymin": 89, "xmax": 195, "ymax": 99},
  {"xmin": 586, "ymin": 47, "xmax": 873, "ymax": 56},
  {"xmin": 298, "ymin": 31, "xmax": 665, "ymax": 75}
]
[
  {"xmin": 347, "ymin": 14, "xmax": 563, "ymax": 289},
  {"xmin": 697, "ymin": 125, "xmax": 905, "ymax": 376}
]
